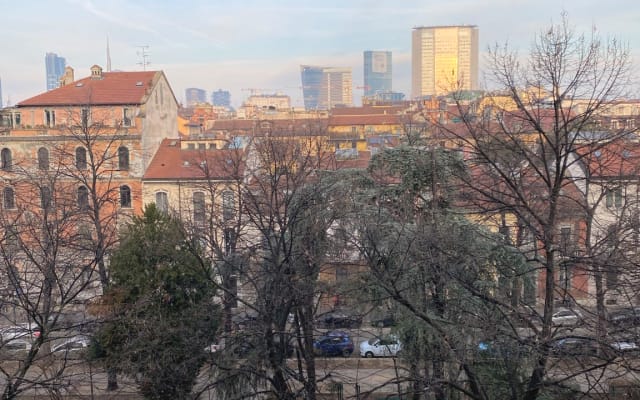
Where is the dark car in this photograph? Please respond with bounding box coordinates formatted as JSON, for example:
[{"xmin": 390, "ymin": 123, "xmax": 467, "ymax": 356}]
[
  {"xmin": 609, "ymin": 308, "xmax": 640, "ymax": 328},
  {"xmin": 313, "ymin": 333, "xmax": 354, "ymax": 357},
  {"xmin": 315, "ymin": 310, "xmax": 362, "ymax": 329},
  {"xmin": 370, "ymin": 314, "xmax": 396, "ymax": 328},
  {"xmin": 549, "ymin": 336, "xmax": 615, "ymax": 359}
]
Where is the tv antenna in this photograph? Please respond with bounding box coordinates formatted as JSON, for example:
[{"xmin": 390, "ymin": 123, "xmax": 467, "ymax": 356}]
[{"xmin": 136, "ymin": 45, "xmax": 151, "ymax": 71}]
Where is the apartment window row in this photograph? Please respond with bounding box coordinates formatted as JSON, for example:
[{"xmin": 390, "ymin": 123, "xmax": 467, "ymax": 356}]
[
  {"xmin": 2, "ymin": 185, "xmax": 132, "ymax": 210},
  {"xmin": 0, "ymin": 146, "xmax": 129, "ymax": 172},
  {"xmin": 154, "ymin": 190, "xmax": 235, "ymax": 221},
  {"xmin": 6, "ymin": 109, "xmax": 134, "ymax": 129}
]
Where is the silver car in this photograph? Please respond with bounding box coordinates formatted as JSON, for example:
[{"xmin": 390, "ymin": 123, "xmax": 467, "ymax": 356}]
[
  {"xmin": 359, "ymin": 335, "xmax": 401, "ymax": 358},
  {"xmin": 552, "ymin": 308, "xmax": 583, "ymax": 327}
]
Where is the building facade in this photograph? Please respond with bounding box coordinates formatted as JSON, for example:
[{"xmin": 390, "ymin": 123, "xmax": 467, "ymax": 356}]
[
  {"xmin": 300, "ymin": 66, "xmax": 353, "ymax": 110},
  {"xmin": 185, "ymin": 87, "xmax": 207, "ymax": 106},
  {"xmin": 411, "ymin": 25, "xmax": 479, "ymax": 98},
  {"xmin": 363, "ymin": 51, "xmax": 392, "ymax": 97},
  {"xmin": 45, "ymin": 52, "xmax": 66, "ymax": 91}
]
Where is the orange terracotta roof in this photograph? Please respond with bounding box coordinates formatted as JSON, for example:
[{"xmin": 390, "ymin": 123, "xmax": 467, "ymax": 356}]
[
  {"xmin": 143, "ymin": 138, "xmax": 243, "ymax": 181},
  {"xmin": 328, "ymin": 114, "xmax": 402, "ymax": 126},
  {"xmin": 578, "ymin": 141, "xmax": 640, "ymax": 178},
  {"xmin": 18, "ymin": 71, "xmax": 159, "ymax": 107}
]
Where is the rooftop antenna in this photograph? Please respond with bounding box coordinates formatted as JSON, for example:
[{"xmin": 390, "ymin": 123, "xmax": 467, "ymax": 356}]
[
  {"xmin": 106, "ymin": 36, "xmax": 112, "ymax": 72},
  {"xmin": 136, "ymin": 45, "xmax": 150, "ymax": 71}
]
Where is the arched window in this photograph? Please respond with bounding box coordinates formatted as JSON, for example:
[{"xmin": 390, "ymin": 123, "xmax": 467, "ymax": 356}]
[
  {"xmin": 40, "ymin": 186, "xmax": 52, "ymax": 209},
  {"xmin": 3, "ymin": 187, "xmax": 15, "ymax": 209},
  {"xmin": 77, "ymin": 186, "xmax": 89, "ymax": 210},
  {"xmin": 118, "ymin": 146, "xmax": 130, "ymax": 170},
  {"xmin": 193, "ymin": 191, "xmax": 205, "ymax": 225},
  {"xmin": 75, "ymin": 147, "xmax": 87, "ymax": 170},
  {"xmin": 38, "ymin": 147, "xmax": 49, "ymax": 170},
  {"xmin": 120, "ymin": 185, "xmax": 132, "ymax": 208},
  {"xmin": 155, "ymin": 192, "xmax": 168, "ymax": 213},
  {"xmin": 1, "ymin": 148, "xmax": 12, "ymax": 170}
]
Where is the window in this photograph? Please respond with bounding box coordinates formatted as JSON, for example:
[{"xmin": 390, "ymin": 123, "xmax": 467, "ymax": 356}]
[
  {"xmin": 40, "ymin": 187, "xmax": 52, "ymax": 209},
  {"xmin": 44, "ymin": 110, "xmax": 55, "ymax": 127},
  {"xmin": 77, "ymin": 186, "xmax": 89, "ymax": 210},
  {"xmin": 193, "ymin": 191, "xmax": 205, "ymax": 225},
  {"xmin": 120, "ymin": 185, "xmax": 131, "ymax": 208},
  {"xmin": 224, "ymin": 228, "xmax": 237, "ymax": 255},
  {"xmin": 560, "ymin": 227, "xmax": 572, "ymax": 257},
  {"xmin": 605, "ymin": 188, "xmax": 623, "ymax": 209},
  {"xmin": 222, "ymin": 190, "xmax": 235, "ymax": 221},
  {"xmin": 224, "ymin": 275, "xmax": 238, "ymax": 307},
  {"xmin": 81, "ymin": 108, "xmax": 90, "ymax": 129},
  {"xmin": 118, "ymin": 146, "xmax": 129, "ymax": 170},
  {"xmin": 1, "ymin": 148, "xmax": 12, "ymax": 170},
  {"xmin": 123, "ymin": 108, "xmax": 132, "ymax": 127},
  {"xmin": 13, "ymin": 113, "xmax": 21, "ymax": 127},
  {"xmin": 38, "ymin": 147, "xmax": 49, "ymax": 170},
  {"xmin": 3, "ymin": 187, "xmax": 15, "ymax": 209},
  {"xmin": 75, "ymin": 147, "xmax": 87, "ymax": 170},
  {"xmin": 155, "ymin": 192, "xmax": 168, "ymax": 213}
]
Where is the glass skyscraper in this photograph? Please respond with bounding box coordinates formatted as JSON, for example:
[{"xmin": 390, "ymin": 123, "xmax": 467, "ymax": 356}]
[
  {"xmin": 411, "ymin": 25, "xmax": 479, "ymax": 98},
  {"xmin": 300, "ymin": 65, "xmax": 352, "ymax": 110},
  {"xmin": 363, "ymin": 51, "xmax": 392, "ymax": 97},
  {"xmin": 45, "ymin": 53, "xmax": 66, "ymax": 91}
]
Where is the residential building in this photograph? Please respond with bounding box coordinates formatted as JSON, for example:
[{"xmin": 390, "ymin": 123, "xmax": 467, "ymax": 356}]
[
  {"xmin": 185, "ymin": 87, "xmax": 207, "ymax": 106},
  {"xmin": 3, "ymin": 64, "xmax": 178, "ymax": 209},
  {"xmin": 45, "ymin": 52, "xmax": 66, "ymax": 91},
  {"xmin": 300, "ymin": 66, "xmax": 353, "ymax": 110},
  {"xmin": 411, "ymin": 25, "xmax": 479, "ymax": 98},
  {"xmin": 363, "ymin": 51, "xmax": 392, "ymax": 97},
  {"xmin": 212, "ymin": 89, "xmax": 232, "ymax": 108}
]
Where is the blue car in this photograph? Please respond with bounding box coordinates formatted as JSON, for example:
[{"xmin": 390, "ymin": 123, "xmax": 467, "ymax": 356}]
[{"xmin": 313, "ymin": 333, "xmax": 354, "ymax": 357}]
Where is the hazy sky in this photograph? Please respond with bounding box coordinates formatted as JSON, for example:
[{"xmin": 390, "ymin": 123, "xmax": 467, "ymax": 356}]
[{"xmin": 2, "ymin": 0, "xmax": 639, "ymax": 108}]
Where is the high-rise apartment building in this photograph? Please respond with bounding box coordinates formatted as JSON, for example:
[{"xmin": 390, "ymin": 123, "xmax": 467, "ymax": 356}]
[
  {"xmin": 45, "ymin": 52, "xmax": 66, "ymax": 91},
  {"xmin": 185, "ymin": 88, "xmax": 207, "ymax": 106},
  {"xmin": 364, "ymin": 51, "xmax": 392, "ymax": 97},
  {"xmin": 411, "ymin": 25, "xmax": 479, "ymax": 98},
  {"xmin": 300, "ymin": 66, "xmax": 352, "ymax": 110},
  {"xmin": 212, "ymin": 89, "xmax": 231, "ymax": 108}
]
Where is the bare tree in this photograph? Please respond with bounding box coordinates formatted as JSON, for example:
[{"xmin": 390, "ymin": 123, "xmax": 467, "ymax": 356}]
[
  {"xmin": 434, "ymin": 14, "xmax": 634, "ymax": 399},
  {"xmin": 0, "ymin": 155, "xmax": 100, "ymax": 399}
]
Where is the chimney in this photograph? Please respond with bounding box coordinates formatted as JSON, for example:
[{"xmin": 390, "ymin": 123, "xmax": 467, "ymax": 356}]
[
  {"xmin": 59, "ymin": 66, "xmax": 75, "ymax": 87},
  {"xmin": 90, "ymin": 65, "xmax": 103, "ymax": 80}
]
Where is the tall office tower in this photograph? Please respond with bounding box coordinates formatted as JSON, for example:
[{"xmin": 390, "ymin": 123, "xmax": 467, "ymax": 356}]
[
  {"xmin": 212, "ymin": 89, "xmax": 231, "ymax": 107},
  {"xmin": 45, "ymin": 52, "xmax": 66, "ymax": 91},
  {"xmin": 185, "ymin": 88, "xmax": 207, "ymax": 106},
  {"xmin": 363, "ymin": 51, "xmax": 392, "ymax": 97},
  {"xmin": 300, "ymin": 66, "xmax": 352, "ymax": 110},
  {"xmin": 411, "ymin": 25, "xmax": 479, "ymax": 98}
]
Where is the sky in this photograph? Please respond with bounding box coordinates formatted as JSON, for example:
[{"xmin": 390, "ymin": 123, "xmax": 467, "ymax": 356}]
[{"xmin": 2, "ymin": 0, "xmax": 639, "ymax": 109}]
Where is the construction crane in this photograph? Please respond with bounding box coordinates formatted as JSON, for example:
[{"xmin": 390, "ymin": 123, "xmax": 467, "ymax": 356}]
[{"xmin": 241, "ymin": 88, "xmax": 277, "ymax": 96}]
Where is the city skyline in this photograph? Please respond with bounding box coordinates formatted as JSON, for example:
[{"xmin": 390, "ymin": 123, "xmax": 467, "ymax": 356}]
[{"xmin": 2, "ymin": 0, "xmax": 639, "ymax": 108}]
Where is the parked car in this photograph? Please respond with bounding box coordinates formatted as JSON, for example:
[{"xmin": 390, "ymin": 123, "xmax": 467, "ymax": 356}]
[
  {"xmin": 315, "ymin": 310, "xmax": 362, "ymax": 329},
  {"xmin": 0, "ymin": 324, "xmax": 41, "ymax": 343},
  {"xmin": 360, "ymin": 335, "xmax": 401, "ymax": 358},
  {"xmin": 552, "ymin": 308, "xmax": 583, "ymax": 327},
  {"xmin": 370, "ymin": 314, "xmax": 396, "ymax": 328},
  {"xmin": 610, "ymin": 339, "xmax": 639, "ymax": 353},
  {"xmin": 313, "ymin": 333, "xmax": 354, "ymax": 357},
  {"xmin": 51, "ymin": 336, "xmax": 91, "ymax": 358},
  {"xmin": 549, "ymin": 336, "xmax": 615, "ymax": 359},
  {"xmin": 609, "ymin": 308, "xmax": 640, "ymax": 328}
]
